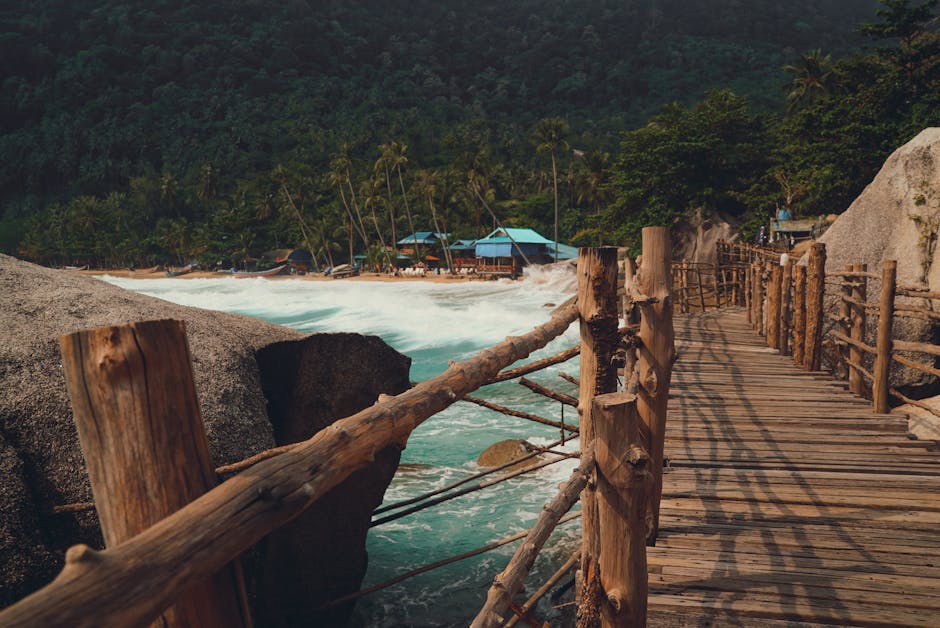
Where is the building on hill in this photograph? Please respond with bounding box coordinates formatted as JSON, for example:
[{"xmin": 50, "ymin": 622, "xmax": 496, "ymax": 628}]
[{"xmin": 474, "ymin": 228, "xmax": 576, "ymax": 277}]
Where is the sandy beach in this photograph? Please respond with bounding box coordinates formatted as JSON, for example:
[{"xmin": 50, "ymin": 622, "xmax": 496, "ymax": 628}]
[{"xmin": 82, "ymin": 269, "xmax": 479, "ymax": 283}]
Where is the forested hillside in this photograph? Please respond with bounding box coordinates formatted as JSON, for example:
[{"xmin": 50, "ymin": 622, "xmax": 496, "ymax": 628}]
[{"xmin": 5, "ymin": 0, "xmax": 937, "ymax": 266}]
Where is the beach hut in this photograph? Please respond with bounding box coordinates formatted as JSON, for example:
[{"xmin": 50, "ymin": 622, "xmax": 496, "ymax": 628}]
[
  {"xmin": 474, "ymin": 228, "xmax": 575, "ymax": 276},
  {"xmin": 449, "ymin": 239, "xmax": 477, "ymax": 270},
  {"xmin": 397, "ymin": 232, "xmax": 450, "ymax": 258}
]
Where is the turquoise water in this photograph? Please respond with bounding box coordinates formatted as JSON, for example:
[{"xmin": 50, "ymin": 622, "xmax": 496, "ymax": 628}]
[{"xmin": 102, "ymin": 269, "xmax": 583, "ymax": 626}]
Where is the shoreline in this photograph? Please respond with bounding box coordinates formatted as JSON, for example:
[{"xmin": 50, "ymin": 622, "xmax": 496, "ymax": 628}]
[{"xmin": 81, "ymin": 269, "xmax": 479, "ymax": 284}]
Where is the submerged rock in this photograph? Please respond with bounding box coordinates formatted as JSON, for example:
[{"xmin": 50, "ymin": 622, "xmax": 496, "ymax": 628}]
[
  {"xmin": 477, "ymin": 439, "xmax": 544, "ymax": 471},
  {"xmin": 0, "ymin": 253, "xmax": 410, "ymax": 625}
]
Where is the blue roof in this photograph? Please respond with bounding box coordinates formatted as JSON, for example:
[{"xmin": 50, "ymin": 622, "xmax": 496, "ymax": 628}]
[
  {"xmin": 477, "ymin": 228, "xmax": 554, "ymax": 245},
  {"xmin": 397, "ymin": 231, "xmax": 449, "ymax": 245},
  {"xmin": 550, "ymin": 242, "xmax": 579, "ymax": 260},
  {"xmin": 449, "ymin": 239, "xmax": 476, "ymax": 250}
]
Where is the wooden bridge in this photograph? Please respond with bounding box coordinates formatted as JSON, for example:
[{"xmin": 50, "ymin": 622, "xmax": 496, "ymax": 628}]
[
  {"xmin": 3, "ymin": 233, "xmax": 940, "ymax": 627},
  {"xmin": 650, "ymin": 309, "xmax": 940, "ymax": 626}
]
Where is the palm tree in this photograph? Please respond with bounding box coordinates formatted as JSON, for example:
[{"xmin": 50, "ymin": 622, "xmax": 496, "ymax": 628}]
[
  {"xmin": 783, "ymin": 49, "xmax": 833, "ymax": 112},
  {"xmin": 273, "ymin": 165, "xmax": 317, "ymax": 265},
  {"xmin": 328, "ymin": 153, "xmax": 370, "ymax": 249},
  {"xmin": 575, "ymin": 150, "xmax": 611, "ymax": 213},
  {"xmin": 393, "ymin": 143, "xmax": 420, "ymax": 257},
  {"xmin": 360, "ymin": 178, "xmax": 393, "ymax": 268},
  {"xmin": 375, "ymin": 142, "xmax": 399, "ymax": 249},
  {"xmin": 415, "ymin": 169, "xmax": 454, "ymax": 273},
  {"xmin": 532, "ymin": 117, "xmax": 570, "ymax": 261}
]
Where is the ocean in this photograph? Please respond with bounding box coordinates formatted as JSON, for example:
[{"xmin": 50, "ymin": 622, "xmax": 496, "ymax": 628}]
[{"xmin": 101, "ymin": 267, "xmax": 584, "ymax": 626}]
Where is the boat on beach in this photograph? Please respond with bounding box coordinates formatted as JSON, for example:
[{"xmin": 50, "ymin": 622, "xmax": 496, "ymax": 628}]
[
  {"xmin": 131, "ymin": 265, "xmax": 162, "ymax": 274},
  {"xmin": 165, "ymin": 264, "xmax": 195, "ymax": 277},
  {"xmin": 327, "ymin": 263, "xmax": 359, "ymax": 279},
  {"xmin": 233, "ymin": 264, "xmax": 287, "ymax": 279}
]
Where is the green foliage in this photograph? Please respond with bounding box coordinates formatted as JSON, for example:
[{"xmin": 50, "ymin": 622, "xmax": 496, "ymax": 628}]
[{"xmin": 8, "ymin": 0, "xmax": 940, "ymax": 265}]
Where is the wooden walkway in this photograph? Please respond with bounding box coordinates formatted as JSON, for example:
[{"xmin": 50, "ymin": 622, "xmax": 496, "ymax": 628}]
[{"xmin": 649, "ymin": 309, "xmax": 940, "ymax": 627}]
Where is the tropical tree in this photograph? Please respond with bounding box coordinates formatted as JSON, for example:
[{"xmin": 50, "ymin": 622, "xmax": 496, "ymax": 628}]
[
  {"xmin": 532, "ymin": 117, "xmax": 570, "ymax": 261},
  {"xmin": 415, "ymin": 169, "xmax": 454, "ymax": 272},
  {"xmin": 783, "ymin": 49, "xmax": 833, "ymax": 112},
  {"xmin": 375, "ymin": 142, "xmax": 400, "ymax": 248}
]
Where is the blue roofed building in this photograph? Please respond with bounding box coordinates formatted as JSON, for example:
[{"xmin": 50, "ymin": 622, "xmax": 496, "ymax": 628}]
[{"xmin": 474, "ymin": 228, "xmax": 576, "ymax": 276}]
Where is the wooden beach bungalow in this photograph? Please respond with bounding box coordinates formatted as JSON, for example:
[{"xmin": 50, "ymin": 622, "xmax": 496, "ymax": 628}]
[
  {"xmin": 474, "ymin": 228, "xmax": 576, "ymax": 277},
  {"xmin": 396, "ymin": 232, "xmax": 449, "ymax": 257}
]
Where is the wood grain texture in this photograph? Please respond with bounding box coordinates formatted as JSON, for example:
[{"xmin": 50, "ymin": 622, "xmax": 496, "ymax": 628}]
[
  {"xmin": 594, "ymin": 393, "xmax": 648, "ymax": 628},
  {"xmin": 792, "ymin": 264, "xmax": 806, "ymax": 366},
  {"xmin": 59, "ymin": 319, "xmax": 250, "ymax": 628},
  {"xmin": 576, "ymin": 246, "xmax": 620, "ymax": 622},
  {"xmin": 635, "ymin": 227, "xmax": 674, "ymax": 545},
  {"xmin": 873, "ymin": 260, "xmax": 897, "ymax": 414},
  {"xmin": 649, "ymin": 309, "xmax": 940, "ymax": 626},
  {"xmin": 848, "ymin": 263, "xmax": 868, "ymax": 395},
  {"xmin": 803, "ymin": 243, "xmax": 826, "ymax": 371}
]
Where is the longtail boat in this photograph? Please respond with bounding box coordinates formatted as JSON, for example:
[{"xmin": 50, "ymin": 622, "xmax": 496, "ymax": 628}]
[
  {"xmin": 233, "ymin": 264, "xmax": 287, "ymax": 279},
  {"xmin": 131, "ymin": 265, "xmax": 162, "ymax": 274},
  {"xmin": 165, "ymin": 264, "xmax": 195, "ymax": 277}
]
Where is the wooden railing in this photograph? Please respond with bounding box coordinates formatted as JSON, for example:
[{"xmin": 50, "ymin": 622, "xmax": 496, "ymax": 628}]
[
  {"xmin": 1, "ymin": 236, "xmax": 675, "ymax": 628},
  {"xmin": 716, "ymin": 241, "xmax": 940, "ymax": 419}
]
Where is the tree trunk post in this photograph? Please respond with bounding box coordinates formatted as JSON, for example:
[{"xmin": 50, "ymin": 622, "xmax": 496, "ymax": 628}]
[
  {"xmin": 849, "ymin": 263, "xmax": 868, "ymax": 396},
  {"xmin": 779, "ymin": 259, "xmax": 793, "ymax": 355},
  {"xmin": 792, "ymin": 264, "xmax": 807, "ymax": 366},
  {"xmin": 576, "ymin": 247, "xmax": 621, "ymax": 619},
  {"xmin": 59, "ymin": 319, "xmax": 251, "ymax": 628},
  {"xmin": 593, "ymin": 393, "xmax": 649, "ymax": 628},
  {"xmin": 873, "ymin": 260, "xmax": 897, "ymax": 414},
  {"xmin": 803, "ymin": 243, "xmax": 826, "ymax": 371},
  {"xmin": 766, "ymin": 263, "xmax": 782, "ymax": 350},
  {"xmin": 744, "ymin": 263, "xmax": 752, "ymax": 322},
  {"xmin": 697, "ymin": 266, "xmax": 707, "ymax": 311},
  {"xmin": 839, "ymin": 265, "xmax": 854, "ymax": 379},
  {"xmin": 635, "ymin": 227, "xmax": 673, "ymax": 546},
  {"xmin": 752, "ymin": 262, "xmax": 763, "ymax": 334}
]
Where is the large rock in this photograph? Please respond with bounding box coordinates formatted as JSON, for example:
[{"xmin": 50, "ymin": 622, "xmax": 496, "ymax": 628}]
[
  {"xmin": 0, "ymin": 253, "xmax": 410, "ymax": 625},
  {"xmin": 671, "ymin": 207, "xmax": 739, "ymax": 265},
  {"xmin": 816, "ymin": 128, "xmax": 940, "ymax": 393},
  {"xmin": 818, "ymin": 128, "xmax": 940, "ymax": 288}
]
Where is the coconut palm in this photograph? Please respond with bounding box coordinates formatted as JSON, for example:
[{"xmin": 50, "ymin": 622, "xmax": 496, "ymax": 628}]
[
  {"xmin": 328, "ymin": 152, "xmax": 370, "ymax": 249},
  {"xmin": 532, "ymin": 117, "xmax": 570, "ymax": 261},
  {"xmin": 415, "ymin": 169, "xmax": 454, "ymax": 273},
  {"xmin": 375, "ymin": 142, "xmax": 399, "ymax": 248},
  {"xmin": 784, "ymin": 49, "xmax": 833, "ymax": 112},
  {"xmin": 575, "ymin": 150, "xmax": 611, "ymax": 212}
]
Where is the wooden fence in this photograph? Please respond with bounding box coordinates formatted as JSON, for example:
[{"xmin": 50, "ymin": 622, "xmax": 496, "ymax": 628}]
[
  {"xmin": 716, "ymin": 241, "xmax": 940, "ymax": 419},
  {"xmin": 1, "ymin": 234, "xmax": 675, "ymax": 628}
]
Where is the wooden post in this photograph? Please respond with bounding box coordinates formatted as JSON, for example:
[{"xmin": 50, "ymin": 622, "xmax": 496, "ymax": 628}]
[
  {"xmin": 593, "ymin": 393, "xmax": 648, "ymax": 628},
  {"xmin": 750, "ymin": 262, "xmax": 760, "ymax": 330},
  {"xmin": 793, "ymin": 264, "xmax": 807, "ymax": 366},
  {"xmin": 755, "ymin": 262, "xmax": 765, "ymax": 334},
  {"xmin": 766, "ymin": 263, "xmax": 782, "ymax": 350},
  {"xmin": 635, "ymin": 227, "xmax": 673, "ymax": 546},
  {"xmin": 697, "ymin": 266, "xmax": 707, "ymax": 311},
  {"xmin": 849, "ymin": 263, "xmax": 868, "ymax": 396},
  {"xmin": 780, "ymin": 260, "xmax": 793, "ymax": 355},
  {"xmin": 744, "ymin": 263, "xmax": 752, "ymax": 322},
  {"xmin": 839, "ymin": 265, "xmax": 854, "ymax": 379},
  {"xmin": 59, "ymin": 319, "xmax": 251, "ymax": 627},
  {"xmin": 873, "ymin": 260, "xmax": 897, "ymax": 414},
  {"xmin": 577, "ymin": 247, "xmax": 621, "ymax": 615},
  {"xmin": 803, "ymin": 243, "xmax": 826, "ymax": 371}
]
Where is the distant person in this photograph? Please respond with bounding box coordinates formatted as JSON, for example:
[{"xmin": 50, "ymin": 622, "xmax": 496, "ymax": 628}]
[
  {"xmin": 758, "ymin": 225, "xmax": 768, "ymax": 246},
  {"xmin": 776, "ymin": 206, "xmax": 793, "ymax": 222}
]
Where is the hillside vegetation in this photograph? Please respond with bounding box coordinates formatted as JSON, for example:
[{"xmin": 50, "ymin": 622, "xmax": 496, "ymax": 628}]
[{"xmin": 4, "ymin": 0, "xmax": 937, "ymax": 265}]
